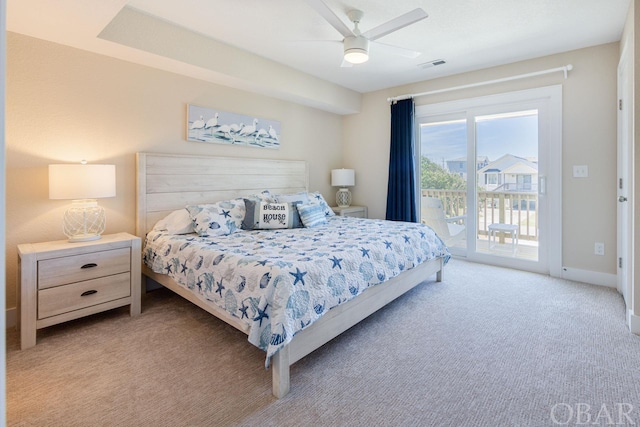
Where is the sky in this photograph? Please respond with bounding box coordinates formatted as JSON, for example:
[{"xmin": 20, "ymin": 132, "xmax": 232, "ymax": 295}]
[{"xmin": 420, "ymin": 112, "xmax": 538, "ymax": 166}]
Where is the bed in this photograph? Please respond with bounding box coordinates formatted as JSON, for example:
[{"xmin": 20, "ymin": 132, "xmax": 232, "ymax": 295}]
[{"xmin": 136, "ymin": 152, "xmax": 449, "ymax": 398}]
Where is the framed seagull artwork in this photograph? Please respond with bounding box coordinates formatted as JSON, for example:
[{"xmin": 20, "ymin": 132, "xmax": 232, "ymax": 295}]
[{"xmin": 186, "ymin": 104, "xmax": 280, "ymax": 149}]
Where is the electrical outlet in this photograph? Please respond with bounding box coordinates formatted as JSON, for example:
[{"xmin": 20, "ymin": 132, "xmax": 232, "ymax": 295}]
[
  {"xmin": 573, "ymin": 165, "xmax": 589, "ymax": 178},
  {"xmin": 595, "ymin": 242, "xmax": 605, "ymax": 256}
]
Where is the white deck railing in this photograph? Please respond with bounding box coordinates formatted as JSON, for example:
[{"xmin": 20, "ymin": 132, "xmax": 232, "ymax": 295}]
[{"xmin": 421, "ymin": 189, "xmax": 538, "ymax": 241}]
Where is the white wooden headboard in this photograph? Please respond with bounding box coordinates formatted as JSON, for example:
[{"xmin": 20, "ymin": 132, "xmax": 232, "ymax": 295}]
[{"xmin": 136, "ymin": 152, "xmax": 309, "ymax": 237}]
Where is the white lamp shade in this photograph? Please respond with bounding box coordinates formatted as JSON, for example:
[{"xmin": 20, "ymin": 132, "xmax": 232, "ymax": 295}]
[
  {"xmin": 331, "ymin": 169, "xmax": 355, "ymax": 187},
  {"xmin": 49, "ymin": 164, "xmax": 116, "ymax": 200}
]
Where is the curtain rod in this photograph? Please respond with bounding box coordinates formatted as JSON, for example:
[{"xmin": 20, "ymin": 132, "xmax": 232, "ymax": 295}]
[{"xmin": 387, "ymin": 64, "xmax": 573, "ymax": 103}]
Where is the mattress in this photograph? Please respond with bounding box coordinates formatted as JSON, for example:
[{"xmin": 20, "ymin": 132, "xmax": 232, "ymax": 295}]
[{"xmin": 143, "ymin": 216, "xmax": 450, "ymax": 365}]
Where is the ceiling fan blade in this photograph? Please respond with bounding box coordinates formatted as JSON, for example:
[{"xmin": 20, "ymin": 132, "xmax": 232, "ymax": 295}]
[
  {"xmin": 362, "ymin": 8, "xmax": 428, "ymax": 41},
  {"xmin": 305, "ymin": 0, "xmax": 354, "ymax": 38},
  {"xmin": 372, "ymin": 41, "xmax": 422, "ymax": 59}
]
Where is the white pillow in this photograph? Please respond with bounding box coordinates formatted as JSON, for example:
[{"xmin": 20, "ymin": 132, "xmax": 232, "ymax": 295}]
[
  {"xmin": 152, "ymin": 209, "xmax": 194, "ymax": 235},
  {"xmin": 274, "ymin": 191, "xmax": 310, "ymax": 205}
]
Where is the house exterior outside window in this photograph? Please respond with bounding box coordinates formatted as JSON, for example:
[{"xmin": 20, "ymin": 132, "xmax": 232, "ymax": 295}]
[{"xmin": 477, "ymin": 154, "xmax": 538, "ymax": 192}]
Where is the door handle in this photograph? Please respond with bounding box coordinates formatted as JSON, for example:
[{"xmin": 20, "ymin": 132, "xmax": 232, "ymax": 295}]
[
  {"xmin": 619, "ymin": 196, "xmax": 628, "ymax": 202},
  {"xmin": 539, "ymin": 176, "xmax": 546, "ymax": 195}
]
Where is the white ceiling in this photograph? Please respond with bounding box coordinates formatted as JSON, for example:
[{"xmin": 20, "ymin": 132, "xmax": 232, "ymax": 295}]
[{"xmin": 7, "ymin": 0, "xmax": 631, "ymax": 94}]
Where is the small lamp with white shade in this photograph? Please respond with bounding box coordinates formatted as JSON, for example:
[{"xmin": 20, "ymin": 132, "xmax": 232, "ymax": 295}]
[
  {"xmin": 331, "ymin": 168, "xmax": 355, "ymax": 208},
  {"xmin": 49, "ymin": 162, "xmax": 116, "ymax": 242}
]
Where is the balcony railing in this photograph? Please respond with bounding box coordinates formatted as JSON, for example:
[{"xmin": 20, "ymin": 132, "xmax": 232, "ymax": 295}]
[
  {"xmin": 421, "ymin": 189, "xmax": 538, "ymax": 241},
  {"xmin": 494, "ymin": 182, "xmax": 538, "ymax": 192}
]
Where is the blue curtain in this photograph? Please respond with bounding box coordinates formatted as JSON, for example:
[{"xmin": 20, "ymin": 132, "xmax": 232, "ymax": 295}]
[{"xmin": 386, "ymin": 98, "xmax": 417, "ymax": 222}]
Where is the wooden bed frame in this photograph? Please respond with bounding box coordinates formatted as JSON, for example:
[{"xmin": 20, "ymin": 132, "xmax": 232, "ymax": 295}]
[{"xmin": 135, "ymin": 152, "xmax": 444, "ymax": 398}]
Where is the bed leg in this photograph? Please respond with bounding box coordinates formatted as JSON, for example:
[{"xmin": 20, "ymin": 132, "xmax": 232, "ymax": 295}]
[
  {"xmin": 271, "ymin": 346, "xmax": 290, "ymax": 398},
  {"xmin": 435, "ymin": 257, "xmax": 445, "ymax": 282}
]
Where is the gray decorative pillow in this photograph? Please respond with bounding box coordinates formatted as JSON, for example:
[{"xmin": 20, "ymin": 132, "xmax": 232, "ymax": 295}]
[
  {"xmin": 272, "ymin": 192, "xmax": 308, "ymax": 228},
  {"xmin": 243, "ymin": 199, "xmax": 301, "ymax": 229}
]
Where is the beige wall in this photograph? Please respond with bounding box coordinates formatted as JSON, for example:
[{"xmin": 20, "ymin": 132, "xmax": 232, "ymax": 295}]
[
  {"xmin": 6, "ymin": 31, "xmax": 623, "ymax": 310},
  {"xmin": 5, "ymin": 32, "xmax": 343, "ymax": 311},
  {"xmin": 344, "ymin": 43, "xmax": 619, "ymax": 276}
]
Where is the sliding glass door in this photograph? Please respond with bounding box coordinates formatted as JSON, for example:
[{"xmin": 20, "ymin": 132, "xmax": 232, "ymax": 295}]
[
  {"xmin": 475, "ymin": 110, "xmax": 539, "ymax": 262},
  {"xmin": 416, "ymin": 87, "xmax": 562, "ymax": 275}
]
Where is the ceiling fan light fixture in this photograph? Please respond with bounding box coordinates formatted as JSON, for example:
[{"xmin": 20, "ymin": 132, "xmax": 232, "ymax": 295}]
[{"xmin": 344, "ymin": 35, "xmax": 369, "ymax": 64}]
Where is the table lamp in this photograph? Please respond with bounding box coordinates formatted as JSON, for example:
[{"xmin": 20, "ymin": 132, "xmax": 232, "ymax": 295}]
[
  {"xmin": 49, "ymin": 162, "xmax": 116, "ymax": 242},
  {"xmin": 331, "ymin": 168, "xmax": 355, "ymax": 208}
]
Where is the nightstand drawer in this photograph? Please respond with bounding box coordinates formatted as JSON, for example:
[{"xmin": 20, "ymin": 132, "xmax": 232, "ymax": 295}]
[
  {"xmin": 331, "ymin": 206, "xmax": 368, "ymax": 218},
  {"xmin": 38, "ymin": 247, "xmax": 131, "ymax": 290},
  {"xmin": 38, "ymin": 272, "xmax": 131, "ymax": 319},
  {"xmin": 344, "ymin": 210, "xmax": 366, "ymax": 218}
]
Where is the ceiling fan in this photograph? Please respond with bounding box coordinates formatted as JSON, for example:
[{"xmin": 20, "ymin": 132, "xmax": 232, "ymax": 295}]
[{"xmin": 305, "ymin": 0, "xmax": 429, "ymax": 67}]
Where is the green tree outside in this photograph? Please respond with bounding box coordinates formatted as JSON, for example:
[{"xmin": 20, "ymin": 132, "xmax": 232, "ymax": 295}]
[{"xmin": 421, "ymin": 156, "xmax": 466, "ymax": 190}]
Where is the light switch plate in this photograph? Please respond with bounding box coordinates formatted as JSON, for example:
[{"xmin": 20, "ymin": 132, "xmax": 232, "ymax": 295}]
[{"xmin": 573, "ymin": 165, "xmax": 588, "ymax": 178}]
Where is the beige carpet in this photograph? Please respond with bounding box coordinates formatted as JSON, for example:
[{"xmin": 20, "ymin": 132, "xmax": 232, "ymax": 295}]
[{"xmin": 7, "ymin": 259, "xmax": 640, "ymax": 426}]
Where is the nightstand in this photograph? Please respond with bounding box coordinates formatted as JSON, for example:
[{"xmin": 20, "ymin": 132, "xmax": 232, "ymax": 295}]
[
  {"xmin": 331, "ymin": 205, "xmax": 368, "ymax": 218},
  {"xmin": 18, "ymin": 232, "xmax": 141, "ymax": 350}
]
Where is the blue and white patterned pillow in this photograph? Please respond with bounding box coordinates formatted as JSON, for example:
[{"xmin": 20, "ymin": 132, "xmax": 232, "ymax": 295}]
[
  {"xmin": 186, "ymin": 199, "xmax": 245, "ymax": 236},
  {"xmin": 297, "ymin": 203, "xmax": 327, "ymax": 227},
  {"xmin": 309, "ymin": 191, "xmax": 335, "ymax": 217}
]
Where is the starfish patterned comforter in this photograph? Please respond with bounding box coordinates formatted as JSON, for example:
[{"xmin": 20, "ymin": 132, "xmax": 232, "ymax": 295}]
[{"xmin": 143, "ymin": 216, "xmax": 450, "ymax": 366}]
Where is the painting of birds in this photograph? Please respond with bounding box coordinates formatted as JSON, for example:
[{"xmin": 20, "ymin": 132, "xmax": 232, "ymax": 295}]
[
  {"xmin": 240, "ymin": 118, "xmax": 259, "ymax": 136},
  {"xmin": 229, "ymin": 122, "xmax": 244, "ymax": 133},
  {"xmin": 268, "ymin": 125, "xmax": 279, "ymax": 141},
  {"xmin": 256, "ymin": 128, "xmax": 269, "ymax": 139},
  {"xmin": 205, "ymin": 113, "xmax": 219, "ymax": 134},
  {"xmin": 187, "ymin": 105, "xmax": 280, "ymax": 149},
  {"xmin": 190, "ymin": 115, "xmax": 205, "ymax": 130},
  {"xmin": 189, "ymin": 115, "xmax": 205, "ymax": 140}
]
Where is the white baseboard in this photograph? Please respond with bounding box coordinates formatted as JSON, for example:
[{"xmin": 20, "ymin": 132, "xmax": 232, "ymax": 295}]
[
  {"xmin": 561, "ymin": 266, "xmax": 617, "ymax": 288},
  {"xmin": 6, "ymin": 307, "xmax": 16, "ymax": 329},
  {"xmin": 628, "ymin": 310, "xmax": 640, "ymax": 335}
]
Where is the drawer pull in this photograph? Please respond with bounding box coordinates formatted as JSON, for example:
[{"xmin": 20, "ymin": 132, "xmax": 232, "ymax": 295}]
[
  {"xmin": 80, "ymin": 290, "xmax": 98, "ymax": 297},
  {"xmin": 81, "ymin": 263, "xmax": 98, "ymax": 269}
]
